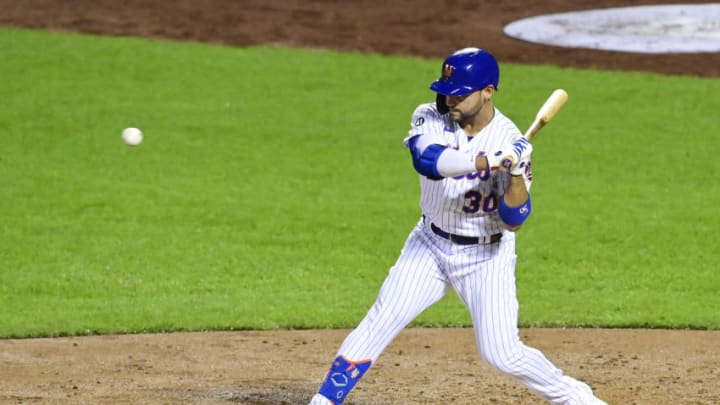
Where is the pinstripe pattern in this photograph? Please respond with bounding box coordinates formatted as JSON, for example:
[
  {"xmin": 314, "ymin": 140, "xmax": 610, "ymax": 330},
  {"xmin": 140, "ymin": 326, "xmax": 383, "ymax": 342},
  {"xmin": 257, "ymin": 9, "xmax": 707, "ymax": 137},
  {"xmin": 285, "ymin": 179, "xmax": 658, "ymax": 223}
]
[
  {"xmin": 311, "ymin": 102, "xmax": 605, "ymax": 405},
  {"xmin": 338, "ymin": 220, "xmax": 449, "ymax": 362},
  {"xmin": 333, "ymin": 220, "xmax": 597, "ymax": 404},
  {"xmin": 408, "ymin": 102, "xmax": 527, "ymax": 237}
]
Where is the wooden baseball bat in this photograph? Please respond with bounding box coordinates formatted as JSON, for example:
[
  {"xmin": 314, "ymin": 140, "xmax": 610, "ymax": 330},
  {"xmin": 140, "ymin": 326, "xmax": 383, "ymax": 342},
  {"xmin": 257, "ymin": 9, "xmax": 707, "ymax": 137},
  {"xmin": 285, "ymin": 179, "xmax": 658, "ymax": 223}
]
[{"xmin": 523, "ymin": 89, "xmax": 568, "ymax": 141}]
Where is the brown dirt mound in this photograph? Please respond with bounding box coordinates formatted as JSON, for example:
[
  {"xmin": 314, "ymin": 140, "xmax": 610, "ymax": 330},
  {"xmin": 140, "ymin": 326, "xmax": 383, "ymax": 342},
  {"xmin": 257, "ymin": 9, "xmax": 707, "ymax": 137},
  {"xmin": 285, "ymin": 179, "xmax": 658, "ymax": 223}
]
[
  {"xmin": 2, "ymin": 329, "xmax": 720, "ymax": 404},
  {"xmin": 1, "ymin": 1, "xmax": 719, "ymax": 404}
]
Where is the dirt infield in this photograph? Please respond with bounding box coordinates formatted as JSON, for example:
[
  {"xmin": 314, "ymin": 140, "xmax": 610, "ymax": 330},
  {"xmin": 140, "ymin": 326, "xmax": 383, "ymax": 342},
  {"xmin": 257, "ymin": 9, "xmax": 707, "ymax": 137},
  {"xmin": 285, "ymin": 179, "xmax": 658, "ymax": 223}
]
[
  {"xmin": 1, "ymin": 1, "xmax": 719, "ymax": 404},
  {"xmin": 2, "ymin": 328, "xmax": 720, "ymax": 404}
]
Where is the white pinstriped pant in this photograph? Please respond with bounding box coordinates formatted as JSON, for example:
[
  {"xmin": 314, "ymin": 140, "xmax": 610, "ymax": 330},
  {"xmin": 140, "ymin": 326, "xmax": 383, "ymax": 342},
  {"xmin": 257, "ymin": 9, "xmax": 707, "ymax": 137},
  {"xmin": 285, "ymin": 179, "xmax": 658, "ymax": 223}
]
[{"xmin": 336, "ymin": 218, "xmax": 595, "ymax": 404}]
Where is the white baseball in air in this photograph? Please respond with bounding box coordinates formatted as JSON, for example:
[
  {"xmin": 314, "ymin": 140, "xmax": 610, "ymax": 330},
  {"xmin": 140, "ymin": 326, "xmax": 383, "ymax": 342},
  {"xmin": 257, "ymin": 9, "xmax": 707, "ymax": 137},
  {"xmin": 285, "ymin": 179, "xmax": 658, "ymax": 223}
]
[{"xmin": 121, "ymin": 127, "xmax": 143, "ymax": 147}]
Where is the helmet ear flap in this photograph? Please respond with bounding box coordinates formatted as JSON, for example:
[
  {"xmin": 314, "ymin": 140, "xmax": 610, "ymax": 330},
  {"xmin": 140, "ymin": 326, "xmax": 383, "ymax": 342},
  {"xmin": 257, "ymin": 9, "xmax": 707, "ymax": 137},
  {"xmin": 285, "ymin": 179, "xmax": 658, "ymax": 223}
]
[{"xmin": 436, "ymin": 93, "xmax": 449, "ymax": 114}]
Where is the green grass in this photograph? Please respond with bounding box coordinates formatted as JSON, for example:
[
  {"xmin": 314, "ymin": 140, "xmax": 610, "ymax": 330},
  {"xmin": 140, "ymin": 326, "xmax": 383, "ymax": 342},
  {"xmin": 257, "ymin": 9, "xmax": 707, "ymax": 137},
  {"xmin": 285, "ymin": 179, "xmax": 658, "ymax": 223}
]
[
  {"xmin": 505, "ymin": 67, "xmax": 720, "ymax": 329},
  {"xmin": 1, "ymin": 28, "xmax": 719, "ymax": 337}
]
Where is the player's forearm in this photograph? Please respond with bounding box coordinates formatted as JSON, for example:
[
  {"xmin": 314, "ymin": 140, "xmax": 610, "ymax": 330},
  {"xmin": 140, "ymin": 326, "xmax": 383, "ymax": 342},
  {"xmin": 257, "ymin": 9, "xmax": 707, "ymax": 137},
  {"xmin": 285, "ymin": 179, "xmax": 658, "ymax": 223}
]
[
  {"xmin": 474, "ymin": 154, "xmax": 489, "ymax": 172},
  {"xmin": 435, "ymin": 148, "xmax": 477, "ymax": 177},
  {"xmin": 498, "ymin": 175, "xmax": 531, "ymax": 231},
  {"xmin": 503, "ymin": 175, "xmax": 529, "ymax": 206},
  {"xmin": 408, "ymin": 136, "xmax": 525, "ymax": 180},
  {"xmin": 436, "ymin": 148, "xmax": 503, "ymax": 177}
]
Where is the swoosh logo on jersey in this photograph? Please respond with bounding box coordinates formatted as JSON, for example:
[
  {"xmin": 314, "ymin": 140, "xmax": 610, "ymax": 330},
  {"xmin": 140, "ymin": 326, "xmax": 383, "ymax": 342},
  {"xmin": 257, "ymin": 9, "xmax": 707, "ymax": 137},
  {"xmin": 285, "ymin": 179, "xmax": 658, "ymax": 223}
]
[{"xmin": 444, "ymin": 127, "xmax": 453, "ymax": 133}]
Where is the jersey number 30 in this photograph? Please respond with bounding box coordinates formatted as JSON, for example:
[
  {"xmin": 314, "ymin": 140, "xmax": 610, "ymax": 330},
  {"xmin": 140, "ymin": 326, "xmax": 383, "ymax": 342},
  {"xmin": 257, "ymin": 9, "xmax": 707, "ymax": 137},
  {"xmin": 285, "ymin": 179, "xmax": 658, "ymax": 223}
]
[{"xmin": 462, "ymin": 191, "xmax": 498, "ymax": 214}]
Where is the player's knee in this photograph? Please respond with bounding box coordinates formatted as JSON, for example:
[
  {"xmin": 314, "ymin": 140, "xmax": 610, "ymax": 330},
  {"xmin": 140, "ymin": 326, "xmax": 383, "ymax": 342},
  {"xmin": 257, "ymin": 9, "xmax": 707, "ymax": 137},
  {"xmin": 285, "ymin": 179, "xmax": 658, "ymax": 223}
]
[
  {"xmin": 480, "ymin": 349, "xmax": 524, "ymax": 376},
  {"xmin": 485, "ymin": 357, "xmax": 520, "ymax": 375},
  {"xmin": 317, "ymin": 355, "xmax": 372, "ymax": 404}
]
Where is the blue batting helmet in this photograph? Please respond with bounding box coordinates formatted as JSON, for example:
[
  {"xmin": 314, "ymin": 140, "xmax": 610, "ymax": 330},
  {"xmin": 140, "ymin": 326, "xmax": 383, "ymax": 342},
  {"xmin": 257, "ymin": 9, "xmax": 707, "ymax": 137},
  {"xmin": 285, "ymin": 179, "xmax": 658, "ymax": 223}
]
[{"xmin": 430, "ymin": 48, "xmax": 499, "ymax": 113}]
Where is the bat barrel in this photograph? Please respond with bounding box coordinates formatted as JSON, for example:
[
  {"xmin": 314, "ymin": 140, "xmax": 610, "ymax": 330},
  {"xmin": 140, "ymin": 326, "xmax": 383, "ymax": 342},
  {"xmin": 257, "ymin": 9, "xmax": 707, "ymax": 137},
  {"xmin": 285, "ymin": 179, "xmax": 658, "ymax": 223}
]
[{"xmin": 525, "ymin": 89, "xmax": 568, "ymax": 141}]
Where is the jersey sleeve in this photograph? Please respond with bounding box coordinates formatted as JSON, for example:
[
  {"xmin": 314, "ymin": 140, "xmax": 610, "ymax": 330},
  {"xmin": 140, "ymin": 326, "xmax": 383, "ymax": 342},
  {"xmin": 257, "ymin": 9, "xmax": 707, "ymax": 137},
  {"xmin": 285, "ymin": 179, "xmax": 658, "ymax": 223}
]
[
  {"xmin": 402, "ymin": 103, "xmax": 447, "ymax": 149},
  {"xmin": 499, "ymin": 119, "xmax": 526, "ymax": 145}
]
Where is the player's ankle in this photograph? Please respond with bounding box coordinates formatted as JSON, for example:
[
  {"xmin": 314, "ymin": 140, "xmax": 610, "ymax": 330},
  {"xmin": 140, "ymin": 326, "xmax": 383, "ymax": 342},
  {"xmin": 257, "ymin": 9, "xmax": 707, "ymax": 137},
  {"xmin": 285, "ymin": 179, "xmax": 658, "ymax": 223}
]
[
  {"xmin": 317, "ymin": 355, "xmax": 372, "ymax": 404},
  {"xmin": 309, "ymin": 393, "xmax": 334, "ymax": 405}
]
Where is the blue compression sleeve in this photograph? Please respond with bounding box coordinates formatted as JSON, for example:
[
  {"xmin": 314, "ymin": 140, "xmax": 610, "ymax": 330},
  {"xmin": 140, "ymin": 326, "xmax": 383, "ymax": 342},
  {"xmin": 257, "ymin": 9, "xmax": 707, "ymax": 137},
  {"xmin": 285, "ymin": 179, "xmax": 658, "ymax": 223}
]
[
  {"xmin": 407, "ymin": 136, "xmax": 446, "ymax": 180},
  {"xmin": 498, "ymin": 195, "xmax": 532, "ymax": 226}
]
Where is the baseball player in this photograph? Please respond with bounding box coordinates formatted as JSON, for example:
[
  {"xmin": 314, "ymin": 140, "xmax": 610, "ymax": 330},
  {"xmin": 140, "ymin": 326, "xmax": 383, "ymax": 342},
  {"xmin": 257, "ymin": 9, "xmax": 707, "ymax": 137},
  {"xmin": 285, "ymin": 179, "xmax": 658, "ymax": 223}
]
[{"xmin": 309, "ymin": 48, "xmax": 606, "ymax": 405}]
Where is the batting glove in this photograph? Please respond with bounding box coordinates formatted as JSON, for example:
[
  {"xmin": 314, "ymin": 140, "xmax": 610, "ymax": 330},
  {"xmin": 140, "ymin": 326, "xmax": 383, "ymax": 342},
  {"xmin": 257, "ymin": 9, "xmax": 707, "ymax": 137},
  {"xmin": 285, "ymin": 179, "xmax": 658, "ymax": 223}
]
[
  {"xmin": 486, "ymin": 138, "xmax": 532, "ymax": 174},
  {"xmin": 510, "ymin": 159, "xmax": 530, "ymax": 176}
]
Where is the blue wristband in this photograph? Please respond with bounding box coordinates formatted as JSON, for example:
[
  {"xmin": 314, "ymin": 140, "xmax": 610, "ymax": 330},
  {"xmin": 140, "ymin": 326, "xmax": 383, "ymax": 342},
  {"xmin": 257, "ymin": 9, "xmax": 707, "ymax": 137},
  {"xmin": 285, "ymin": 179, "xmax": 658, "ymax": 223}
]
[{"xmin": 498, "ymin": 195, "xmax": 531, "ymax": 226}]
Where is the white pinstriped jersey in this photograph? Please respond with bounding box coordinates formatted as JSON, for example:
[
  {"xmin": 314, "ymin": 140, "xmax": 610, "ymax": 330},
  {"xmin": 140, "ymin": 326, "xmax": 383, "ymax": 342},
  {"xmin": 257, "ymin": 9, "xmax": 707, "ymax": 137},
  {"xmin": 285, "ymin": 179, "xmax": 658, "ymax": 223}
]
[
  {"xmin": 405, "ymin": 102, "xmax": 532, "ymax": 237},
  {"xmin": 313, "ymin": 103, "xmax": 604, "ymax": 405}
]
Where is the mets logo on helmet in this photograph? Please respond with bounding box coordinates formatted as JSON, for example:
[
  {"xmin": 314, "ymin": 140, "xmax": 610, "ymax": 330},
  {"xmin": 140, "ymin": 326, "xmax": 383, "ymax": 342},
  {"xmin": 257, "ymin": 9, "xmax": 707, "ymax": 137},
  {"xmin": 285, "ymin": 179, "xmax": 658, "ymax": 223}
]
[{"xmin": 442, "ymin": 64, "xmax": 455, "ymax": 80}]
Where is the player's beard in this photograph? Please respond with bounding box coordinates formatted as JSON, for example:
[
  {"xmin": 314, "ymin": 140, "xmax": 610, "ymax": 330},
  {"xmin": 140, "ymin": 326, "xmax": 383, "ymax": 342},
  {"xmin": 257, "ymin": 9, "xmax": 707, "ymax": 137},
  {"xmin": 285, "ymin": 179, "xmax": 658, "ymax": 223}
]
[{"xmin": 450, "ymin": 96, "xmax": 493, "ymax": 127}]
